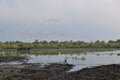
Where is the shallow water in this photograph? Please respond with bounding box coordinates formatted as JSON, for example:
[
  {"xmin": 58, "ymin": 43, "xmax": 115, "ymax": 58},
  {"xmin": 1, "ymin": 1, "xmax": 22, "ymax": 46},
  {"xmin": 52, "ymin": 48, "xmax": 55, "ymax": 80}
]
[{"xmin": 0, "ymin": 50, "xmax": 120, "ymax": 72}]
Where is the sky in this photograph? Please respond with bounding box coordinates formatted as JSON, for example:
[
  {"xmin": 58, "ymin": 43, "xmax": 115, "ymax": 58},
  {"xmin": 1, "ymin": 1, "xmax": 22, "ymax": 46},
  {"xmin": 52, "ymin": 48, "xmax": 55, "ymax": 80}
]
[{"xmin": 0, "ymin": 0, "xmax": 120, "ymax": 42}]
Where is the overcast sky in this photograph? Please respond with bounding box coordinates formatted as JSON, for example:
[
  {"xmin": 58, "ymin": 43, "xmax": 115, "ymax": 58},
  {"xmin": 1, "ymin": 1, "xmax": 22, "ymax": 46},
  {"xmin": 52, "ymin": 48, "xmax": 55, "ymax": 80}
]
[{"xmin": 0, "ymin": 0, "xmax": 120, "ymax": 42}]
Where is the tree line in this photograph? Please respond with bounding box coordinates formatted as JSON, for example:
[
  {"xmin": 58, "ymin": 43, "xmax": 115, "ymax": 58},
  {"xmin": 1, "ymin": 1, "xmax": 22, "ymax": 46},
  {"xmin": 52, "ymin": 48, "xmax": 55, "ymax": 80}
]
[{"xmin": 0, "ymin": 39, "xmax": 120, "ymax": 49}]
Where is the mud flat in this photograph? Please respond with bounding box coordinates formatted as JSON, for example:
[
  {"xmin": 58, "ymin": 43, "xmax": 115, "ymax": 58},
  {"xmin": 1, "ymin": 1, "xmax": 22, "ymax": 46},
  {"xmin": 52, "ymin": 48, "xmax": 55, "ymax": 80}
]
[
  {"xmin": 0, "ymin": 63, "xmax": 73, "ymax": 80},
  {"xmin": 0, "ymin": 63, "xmax": 120, "ymax": 80},
  {"xmin": 64, "ymin": 64, "xmax": 120, "ymax": 80}
]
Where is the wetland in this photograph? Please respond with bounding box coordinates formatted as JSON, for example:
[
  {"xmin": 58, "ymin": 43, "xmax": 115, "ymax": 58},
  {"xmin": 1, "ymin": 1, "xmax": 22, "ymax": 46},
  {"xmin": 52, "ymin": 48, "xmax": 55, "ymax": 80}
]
[{"xmin": 0, "ymin": 49, "xmax": 120, "ymax": 80}]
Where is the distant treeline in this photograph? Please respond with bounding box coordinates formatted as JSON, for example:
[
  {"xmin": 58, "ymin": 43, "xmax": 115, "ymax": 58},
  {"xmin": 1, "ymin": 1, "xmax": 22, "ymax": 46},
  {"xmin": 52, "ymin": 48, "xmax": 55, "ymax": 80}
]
[{"xmin": 1, "ymin": 39, "xmax": 120, "ymax": 49}]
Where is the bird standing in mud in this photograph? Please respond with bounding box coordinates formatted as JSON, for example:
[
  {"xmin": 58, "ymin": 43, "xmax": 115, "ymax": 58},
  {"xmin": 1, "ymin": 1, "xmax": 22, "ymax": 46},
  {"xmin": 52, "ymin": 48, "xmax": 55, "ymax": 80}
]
[{"xmin": 64, "ymin": 57, "xmax": 68, "ymax": 64}]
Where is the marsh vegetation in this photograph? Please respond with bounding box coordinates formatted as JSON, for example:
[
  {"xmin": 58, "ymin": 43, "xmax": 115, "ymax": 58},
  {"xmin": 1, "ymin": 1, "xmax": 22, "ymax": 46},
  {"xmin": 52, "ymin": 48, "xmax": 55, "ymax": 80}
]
[{"xmin": 1, "ymin": 39, "xmax": 120, "ymax": 50}]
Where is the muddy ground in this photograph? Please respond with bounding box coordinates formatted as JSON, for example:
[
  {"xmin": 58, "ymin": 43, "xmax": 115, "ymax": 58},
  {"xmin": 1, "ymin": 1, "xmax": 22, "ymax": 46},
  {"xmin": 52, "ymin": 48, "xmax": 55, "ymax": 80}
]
[
  {"xmin": 0, "ymin": 63, "xmax": 73, "ymax": 80},
  {"xmin": 0, "ymin": 63, "xmax": 120, "ymax": 80},
  {"xmin": 64, "ymin": 64, "xmax": 120, "ymax": 80}
]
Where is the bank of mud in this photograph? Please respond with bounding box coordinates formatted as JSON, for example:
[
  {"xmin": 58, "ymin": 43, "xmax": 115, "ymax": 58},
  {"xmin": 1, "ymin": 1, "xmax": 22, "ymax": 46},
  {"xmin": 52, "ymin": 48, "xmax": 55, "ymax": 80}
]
[
  {"xmin": 0, "ymin": 63, "xmax": 120, "ymax": 80},
  {"xmin": 0, "ymin": 63, "xmax": 73, "ymax": 80},
  {"xmin": 64, "ymin": 64, "xmax": 120, "ymax": 80}
]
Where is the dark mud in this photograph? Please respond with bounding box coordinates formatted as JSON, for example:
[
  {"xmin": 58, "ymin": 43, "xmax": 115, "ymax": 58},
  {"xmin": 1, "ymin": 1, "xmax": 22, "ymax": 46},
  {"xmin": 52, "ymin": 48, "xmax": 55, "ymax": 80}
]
[
  {"xmin": 64, "ymin": 64, "xmax": 120, "ymax": 80},
  {"xmin": 0, "ymin": 63, "xmax": 73, "ymax": 80},
  {"xmin": 0, "ymin": 63, "xmax": 120, "ymax": 80}
]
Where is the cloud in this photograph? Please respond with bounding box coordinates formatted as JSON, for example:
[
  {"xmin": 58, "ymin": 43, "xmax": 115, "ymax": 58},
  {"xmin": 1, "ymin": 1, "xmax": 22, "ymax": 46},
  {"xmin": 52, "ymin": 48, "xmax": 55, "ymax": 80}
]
[
  {"xmin": 1, "ymin": 0, "xmax": 120, "ymax": 26},
  {"xmin": 0, "ymin": 0, "xmax": 64, "ymax": 24},
  {"xmin": 1, "ymin": 0, "xmax": 120, "ymax": 41}
]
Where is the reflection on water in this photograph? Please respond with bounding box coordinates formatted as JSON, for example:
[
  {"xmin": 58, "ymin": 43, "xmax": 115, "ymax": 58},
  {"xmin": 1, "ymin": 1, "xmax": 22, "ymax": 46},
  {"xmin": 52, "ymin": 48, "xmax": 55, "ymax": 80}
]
[
  {"xmin": 0, "ymin": 51, "xmax": 29, "ymax": 63},
  {"xmin": 0, "ymin": 50, "xmax": 120, "ymax": 71}
]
